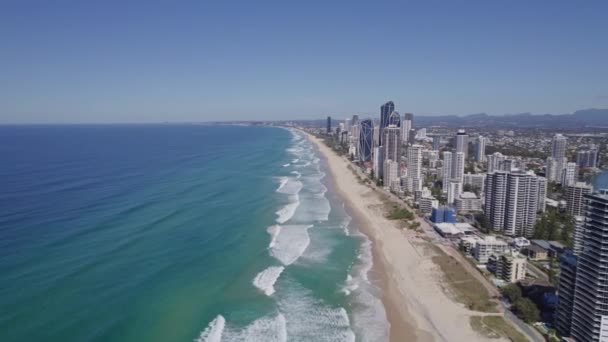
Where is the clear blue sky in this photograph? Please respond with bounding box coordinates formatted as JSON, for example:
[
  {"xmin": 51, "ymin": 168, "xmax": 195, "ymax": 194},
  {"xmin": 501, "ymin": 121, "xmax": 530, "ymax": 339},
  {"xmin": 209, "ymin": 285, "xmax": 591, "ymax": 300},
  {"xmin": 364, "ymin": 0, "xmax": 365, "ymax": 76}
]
[{"xmin": 1, "ymin": 0, "xmax": 607, "ymax": 123}]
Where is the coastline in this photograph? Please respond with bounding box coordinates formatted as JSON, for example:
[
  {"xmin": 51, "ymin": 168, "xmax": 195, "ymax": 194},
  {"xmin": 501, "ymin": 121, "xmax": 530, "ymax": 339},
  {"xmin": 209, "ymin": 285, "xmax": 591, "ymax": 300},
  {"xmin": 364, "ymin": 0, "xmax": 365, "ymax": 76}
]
[{"xmin": 305, "ymin": 131, "xmax": 496, "ymax": 342}]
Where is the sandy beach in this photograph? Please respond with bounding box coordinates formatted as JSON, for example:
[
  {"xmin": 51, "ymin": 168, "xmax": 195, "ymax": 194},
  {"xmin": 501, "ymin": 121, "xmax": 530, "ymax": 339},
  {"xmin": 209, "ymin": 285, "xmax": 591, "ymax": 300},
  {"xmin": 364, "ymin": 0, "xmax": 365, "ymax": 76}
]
[{"xmin": 306, "ymin": 132, "xmax": 503, "ymax": 342}]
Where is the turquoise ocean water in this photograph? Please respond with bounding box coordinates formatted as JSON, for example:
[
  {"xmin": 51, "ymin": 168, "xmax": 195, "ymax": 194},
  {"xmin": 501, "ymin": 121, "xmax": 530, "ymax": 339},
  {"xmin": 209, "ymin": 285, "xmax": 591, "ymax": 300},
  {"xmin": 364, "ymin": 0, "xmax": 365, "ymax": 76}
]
[{"xmin": 0, "ymin": 125, "xmax": 388, "ymax": 341}]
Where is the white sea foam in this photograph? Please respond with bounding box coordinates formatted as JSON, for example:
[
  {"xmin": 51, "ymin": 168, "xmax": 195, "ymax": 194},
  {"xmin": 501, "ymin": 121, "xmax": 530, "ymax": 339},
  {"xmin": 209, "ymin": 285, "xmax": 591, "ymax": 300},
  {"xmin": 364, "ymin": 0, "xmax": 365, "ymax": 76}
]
[
  {"xmin": 277, "ymin": 280, "xmax": 355, "ymax": 342},
  {"xmin": 276, "ymin": 179, "xmax": 303, "ymax": 195},
  {"xmin": 292, "ymin": 158, "xmax": 299, "ymax": 163},
  {"xmin": 268, "ymin": 225, "xmax": 312, "ymax": 265},
  {"xmin": 205, "ymin": 314, "xmax": 287, "ymax": 342},
  {"xmin": 276, "ymin": 177, "xmax": 288, "ymax": 192},
  {"xmin": 290, "ymin": 171, "xmax": 301, "ymax": 179},
  {"xmin": 195, "ymin": 315, "xmax": 225, "ymax": 342},
  {"xmin": 267, "ymin": 225, "xmax": 281, "ymax": 248},
  {"xmin": 275, "ymin": 199, "xmax": 299, "ymax": 224},
  {"xmin": 253, "ymin": 266, "xmax": 285, "ymax": 296},
  {"xmin": 282, "ymin": 163, "xmax": 290, "ymax": 167}
]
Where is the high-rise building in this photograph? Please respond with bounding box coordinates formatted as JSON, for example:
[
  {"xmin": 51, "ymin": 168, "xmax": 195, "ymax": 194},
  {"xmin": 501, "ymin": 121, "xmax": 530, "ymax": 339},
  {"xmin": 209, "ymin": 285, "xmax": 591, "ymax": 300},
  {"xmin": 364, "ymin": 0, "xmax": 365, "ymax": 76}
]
[
  {"xmin": 537, "ymin": 176, "xmax": 548, "ymax": 213},
  {"xmin": 383, "ymin": 159, "xmax": 399, "ymax": 189},
  {"xmin": 484, "ymin": 171, "xmax": 543, "ymax": 237},
  {"xmin": 568, "ymin": 190, "xmax": 608, "ymax": 341},
  {"xmin": 573, "ymin": 216, "xmax": 585, "ymax": 255},
  {"xmin": 343, "ymin": 118, "xmax": 351, "ymax": 133},
  {"xmin": 383, "ymin": 125, "xmax": 401, "ymax": 163},
  {"xmin": 326, "ymin": 116, "xmax": 331, "ymax": 133},
  {"xmin": 442, "ymin": 151, "xmax": 453, "ymax": 192},
  {"xmin": 474, "ymin": 136, "xmax": 486, "ymax": 162},
  {"xmin": 447, "ymin": 179, "xmax": 463, "ymax": 205},
  {"xmin": 432, "ymin": 135, "xmax": 441, "ymax": 151},
  {"xmin": 388, "ymin": 111, "xmax": 401, "ymax": 127},
  {"xmin": 464, "ymin": 173, "xmax": 486, "ymax": 192},
  {"xmin": 379, "ymin": 101, "xmax": 395, "ymax": 145},
  {"xmin": 373, "ymin": 126, "xmax": 380, "ymax": 147},
  {"xmin": 562, "ymin": 162, "xmax": 578, "ymax": 186},
  {"xmin": 351, "ymin": 115, "xmax": 359, "ymax": 127},
  {"xmin": 577, "ymin": 148, "xmax": 599, "ymax": 169},
  {"xmin": 452, "ymin": 152, "xmax": 465, "ymax": 183},
  {"xmin": 455, "ymin": 129, "xmax": 469, "ymax": 160},
  {"xmin": 556, "ymin": 251, "xmax": 578, "ymax": 338},
  {"xmin": 407, "ymin": 145, "xmax": 423, "ymax": 193},
  {"xmin": 359, "ymin": 119, "xmax": 374, "ymax": 162},
  {"xmin": 566, "ymin": 182, "xmax": 593, "ymax": 217},
  {"xmin": 402, "ymin": 113, "xmax": 413, "ymax": 144},
  {"xmin": 372, "ymin": 146, "xmax": 384, "ymax": 180},
  {"xmin": 408, "ymin": 129, "xmax": 416, "ymax": 145},
  {"xmin": 551, "ymin": 134, "xmax": 568, "ymax": 182},
  {"xmin": 488, "ymin": 152, "xmax": 506, "ymax": 173}
]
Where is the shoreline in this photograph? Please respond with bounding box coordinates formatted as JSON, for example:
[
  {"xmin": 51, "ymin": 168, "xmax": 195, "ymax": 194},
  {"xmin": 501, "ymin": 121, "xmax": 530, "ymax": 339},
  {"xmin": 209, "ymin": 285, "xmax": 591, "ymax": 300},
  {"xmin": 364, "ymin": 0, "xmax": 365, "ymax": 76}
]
[{"xmin": 304, "ymin": 130, "xmax": 495, "ymax": 342}]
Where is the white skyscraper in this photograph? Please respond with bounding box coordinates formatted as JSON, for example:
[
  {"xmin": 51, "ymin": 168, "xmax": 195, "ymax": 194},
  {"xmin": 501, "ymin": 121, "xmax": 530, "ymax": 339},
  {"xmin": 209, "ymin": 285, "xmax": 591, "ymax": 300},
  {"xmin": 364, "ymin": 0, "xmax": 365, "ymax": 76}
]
[
  {"xmin": 452, "ymin": 151, "xmax": 465, "ymax": 183},
  {"xmin": 488, "ymin": 152, "xmax": 506, "ymax": 173},
  {"xmin": 447, "ymin": 179, "xmax": 463, "ymax": 205},
  {"xmin": 474, "ymin": 136, "xmax": 486, "ymax": 162},
  {"xmin": 442, "ymin": 151, "xmax": 453, "ymax": 192},
  {"xmin": 455, "ymin": 129, "xmax": 469, "ymax": 160},
  {"xmin": 402, "ymin": 113, "xmax": 413, "ymax": 144},
  {"xmin": 383, "ymin": 159, "xmax": 399, "ymax": 189},
  {"xmin": 383, "ymin": 125, "xmax": 401, "ymax": 163},
  {"xmin": 566, "ymin": 182, "xmax": 593, "ymax": 217},
  {"xmin": 373, "ymin": 125, "xmax": 380, "ymax": 148},
  {"xmin": 562, "ymin": 162, "xmax": 577, "ymax": 186},
  {"xmin": 485, "ymin": 171, "xmax": 543, "ymax": 237},
  {"xmin": 406, "ymin": 145, "xmax": 423, "ymax": 193},
  {"xmin": 372, "ymin": 146, "xmax": 384, "ymax": 180},
  {"xmin": 551, "ymin": 134, "xmax": 568, "ymax": 182}
]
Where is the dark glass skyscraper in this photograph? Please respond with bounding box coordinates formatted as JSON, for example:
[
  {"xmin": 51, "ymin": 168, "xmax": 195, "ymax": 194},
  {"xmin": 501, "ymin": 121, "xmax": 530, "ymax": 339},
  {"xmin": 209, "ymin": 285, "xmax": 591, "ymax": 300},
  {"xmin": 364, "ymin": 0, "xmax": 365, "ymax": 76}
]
[
  {"xmin": 359, "ymin": 119, "xmax": 374, "ymax": 162},
  {"xmin": 326, "ymin": 116, "xmax": 331, "ymax": 133},
  {"xmin": 388, "ymin": 111, "xmax": 401, "ymax": 127},
  {"xmin": 379, "ymin": 101, "xmax": 395, "ymax": 145}
]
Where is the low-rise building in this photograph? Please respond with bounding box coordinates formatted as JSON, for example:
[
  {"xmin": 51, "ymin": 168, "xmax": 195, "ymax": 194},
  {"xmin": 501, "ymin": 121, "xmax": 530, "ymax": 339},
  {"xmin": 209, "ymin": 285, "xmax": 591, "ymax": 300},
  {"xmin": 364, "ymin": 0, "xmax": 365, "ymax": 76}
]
[
  {"xmin": 490, "ymin": 251, "xmax": 527, "ymax": 283},
  {"xmin": 433, "ymin": 222, "xmax": 475, "ymax": 238},
  {"xmin": 473, "ymin": 236, "xmax": 509, "ymax": 264},
  {"xmin": 522, "ymin": 245, "xmax": 548, "ymax": 261}
]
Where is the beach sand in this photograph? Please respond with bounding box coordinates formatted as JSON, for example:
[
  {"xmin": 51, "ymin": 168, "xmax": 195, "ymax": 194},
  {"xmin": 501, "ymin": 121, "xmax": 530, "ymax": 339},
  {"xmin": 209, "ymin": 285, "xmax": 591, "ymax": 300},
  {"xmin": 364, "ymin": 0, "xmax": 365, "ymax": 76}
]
[{"xmin": 307, "ymin": 132, "xmax": 501, "ymax": 342}]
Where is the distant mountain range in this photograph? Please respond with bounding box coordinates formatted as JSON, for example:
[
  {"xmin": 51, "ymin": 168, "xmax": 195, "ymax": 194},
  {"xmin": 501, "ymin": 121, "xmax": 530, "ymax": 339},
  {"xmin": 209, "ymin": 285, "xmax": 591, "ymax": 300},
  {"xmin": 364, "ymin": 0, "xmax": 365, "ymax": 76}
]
[{"xmin": 415, "ymin": 108, "xmax": 608, "ymax": 128}]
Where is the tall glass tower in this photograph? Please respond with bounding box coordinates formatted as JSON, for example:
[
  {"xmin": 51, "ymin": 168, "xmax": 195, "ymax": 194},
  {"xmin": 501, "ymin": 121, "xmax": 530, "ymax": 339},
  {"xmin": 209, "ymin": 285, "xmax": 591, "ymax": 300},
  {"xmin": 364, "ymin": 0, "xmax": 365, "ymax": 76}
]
[
  {"xmin": 379, "ymin": 101, "xmax": 395, "ymax": 145},
  {"xmin": 359, "ymin": 119, "xmax": 374, "ymax": 162}
]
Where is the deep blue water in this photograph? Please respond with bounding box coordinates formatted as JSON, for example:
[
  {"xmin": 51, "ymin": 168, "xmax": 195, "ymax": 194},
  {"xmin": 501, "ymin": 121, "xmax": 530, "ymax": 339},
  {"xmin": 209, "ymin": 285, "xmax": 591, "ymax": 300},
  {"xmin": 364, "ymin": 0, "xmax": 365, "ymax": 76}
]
[{"xmin": 0, "ymin": 125, "xmax": 388, "ymax": 342}]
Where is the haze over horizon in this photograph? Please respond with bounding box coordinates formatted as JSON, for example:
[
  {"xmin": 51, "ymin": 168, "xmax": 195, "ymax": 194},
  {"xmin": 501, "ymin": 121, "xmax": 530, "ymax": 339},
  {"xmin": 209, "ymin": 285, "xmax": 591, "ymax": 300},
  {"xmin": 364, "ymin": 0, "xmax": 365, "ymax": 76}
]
[{"xmin": 1, "ymin": 1, "xmax": 607, "ymax": 123}]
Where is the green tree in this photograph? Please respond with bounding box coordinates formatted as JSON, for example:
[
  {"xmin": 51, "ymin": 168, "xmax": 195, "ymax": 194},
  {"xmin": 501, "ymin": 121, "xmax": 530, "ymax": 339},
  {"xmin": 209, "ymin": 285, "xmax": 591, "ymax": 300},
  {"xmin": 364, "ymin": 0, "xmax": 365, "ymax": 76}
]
[
  {"xmin": 512, "ymin": 298, "xmax": 540, "ymax": 323},
  {"xmin": 501, "ymin": 284, "xmax": 522, "ymax": 303}
]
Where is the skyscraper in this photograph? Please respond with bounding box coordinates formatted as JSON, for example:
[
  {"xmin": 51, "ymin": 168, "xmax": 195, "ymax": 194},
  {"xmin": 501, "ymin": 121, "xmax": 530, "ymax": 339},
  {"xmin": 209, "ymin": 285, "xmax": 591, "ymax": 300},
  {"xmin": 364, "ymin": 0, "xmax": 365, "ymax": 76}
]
[
  {"xmin": 474, "ymin": 136, "xmax": 486, "ymax": 162},
  {"xmin": 359, "ymin": 119, "xmax": 374, "ymax": 162},
  {"xmin": 566, "ymin": 182, "xmax": 593, "ymax": 217},
  {"xmin": 388, "ymin": 111, "xmax": 401, "ymax": 127},
  {"xmin": 379, "ymin": 101, "xmax": 395, "ymax": 145},
  {"xmin": 484, "ymin": 171, "xmax": 543, "ymax": 237},
  {"xmin": 447, "ymin": 179, "xmax": 463, "ymax": 205},
  {"xmin": 383, "ymin": 159, "xmax": 398, "ymax": 189},
  {"xmin": 452, "ymin": 152, "xmax": 465, "ymax": 183},
  {"xmin": 326, "ymin": 116, "xmax": 331, "ymax": 133},
  {"xmin": 383, "ymin": 125, "xmax": 401, "ymax": 163},
  {"xmin": 407, "ymin": 144, "xmax": 423, "ymax": 193},
  {"xmin": 455, "ymin": 129, "xmax": 469, "ymax": 160},
  {"xmin": 562, "ymin": 162, "xmax": 578, "ymax": 186},
  {"xmin": 568, "ymin": 190, "xmax": 608, "ymax": 341},
  {"xmin": 577, "ymin": 148, "xmax": 599, "ymax": 169},
  {"xmin": 402, "ymin": 113, "xmax": 413, "ymax": 144},
  {"xmin": 408, "ymin": 129, "xmax": 416, "ymax": 145},
  {"xmin": 488, "ymin": 152, "xmax": 506, "ymax": 173},
  {"xmin": 442, "ymin": 151, "xmax": 453, "ymax": 192},
  {"xmin": 551, "ymin": 134, "xmax": 568, "ymax": 182},
  {"xmin": 556, "ymin": 251, "xmax": 578, "ymax": 338},
  {"xmin": 372, "ymin": 146, "xmax": 384, "ymax": 180},
  {"xmin": 432, "ymin": 135, "xmax": 441, "ymax": 151}
]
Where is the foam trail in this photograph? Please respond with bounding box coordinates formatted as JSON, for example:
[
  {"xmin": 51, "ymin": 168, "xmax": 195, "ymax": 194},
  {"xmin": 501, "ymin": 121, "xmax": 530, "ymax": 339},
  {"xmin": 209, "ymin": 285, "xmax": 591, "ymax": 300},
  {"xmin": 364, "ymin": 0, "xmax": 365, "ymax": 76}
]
[
  {"xmin": 253, "ymin": 266, "xmax": 285, "ymax": 296},
  {"xmin": 268, "ymin": 225, "xmax": 312, "ymax": 265},
  {"xmin": 276, "ymin": 177, "xmax": 288, "ymax": 192},
  {"xmin": 276, "ymin": 179, "xmax": 303, "ymax": 195},
  {"xmin": 282, "ymin": 163, "xmax": 290, "ymax": 167},
  {"xmin": 290, "ymin": 171, "xmax": 301, "ymax": 179},
  {"xmin": 195, "ymin": 315, "xmax": 225, "ymax": 342},
  {"xmin": 275, "ymin": 199, "xmax": 299, "ymax": 224},
  {"xmin": 267, "ymin": 225, "xmax": 281, "ymax": 248}
]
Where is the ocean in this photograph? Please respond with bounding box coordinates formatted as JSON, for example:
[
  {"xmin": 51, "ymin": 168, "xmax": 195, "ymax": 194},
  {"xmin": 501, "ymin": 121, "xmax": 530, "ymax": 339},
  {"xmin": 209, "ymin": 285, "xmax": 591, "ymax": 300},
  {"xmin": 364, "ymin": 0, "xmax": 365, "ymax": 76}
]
[{"xmin": 0, "ymin": 125, "xmax": 388, "ymax": 342}]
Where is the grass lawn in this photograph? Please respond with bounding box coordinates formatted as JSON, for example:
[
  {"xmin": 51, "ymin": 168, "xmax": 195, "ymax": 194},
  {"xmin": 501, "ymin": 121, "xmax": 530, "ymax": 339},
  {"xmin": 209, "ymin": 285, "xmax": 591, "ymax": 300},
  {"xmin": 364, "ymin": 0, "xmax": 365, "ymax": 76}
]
[{"xmin": 470, "ymin": 316, "xmax": 528, "ymax": 342}]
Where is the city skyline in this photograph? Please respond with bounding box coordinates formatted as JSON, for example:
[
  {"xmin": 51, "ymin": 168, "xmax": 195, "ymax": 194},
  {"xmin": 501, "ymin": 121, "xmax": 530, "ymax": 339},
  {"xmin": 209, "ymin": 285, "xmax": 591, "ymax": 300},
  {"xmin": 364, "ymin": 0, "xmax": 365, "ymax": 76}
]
[{"xmin": 1, "ymin": 1, "xmax": 608, "ymax": 123}]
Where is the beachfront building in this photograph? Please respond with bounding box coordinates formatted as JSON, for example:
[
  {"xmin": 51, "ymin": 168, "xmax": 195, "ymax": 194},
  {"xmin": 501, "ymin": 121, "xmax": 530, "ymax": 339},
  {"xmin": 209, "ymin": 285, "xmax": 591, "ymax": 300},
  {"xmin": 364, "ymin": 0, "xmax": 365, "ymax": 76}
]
[
  {"xmin": 419, "ymin": 195, "xmax": 438, "ymax": 215},
  {"xmin": 484, "ymin": 170, "xmax": 545, "ymax": 237},
  {"xmin": 372, "ymin": 146, "xmax": 384, "ymax": 180},
  {"xmin": 447, "ymin": 179, "xmax": 462, "ymax": 205},
  {"xmin": 474, "ymin": 136, "xmax": 486, "ymax": 162},
  {"xmin": 556, "ymin": 251, "xmax": 579, "ymax": 338},
  {"xmin": 568, "ymin": 190, "xmax": 608, "ymax": 341},
  {"xmin": 490, "ymin": 251, "xmax": 527, "ymax": 283},
  {"xmin": 472, "ymin": 236, "xmax": 509, "ymax": 264},
  {"xmin": 383, "ymin": 159, "xmax": 399, "ymax": 190},
  {"xmin": 566, "ymin": 182, "xmax": 593, "ymax": 217},
  {"xmin": 406, "ymin": 144, "xmax": 423, "ymax": 193},
  {"xmin": 358, "ymin": 119, "xmax": 373, "ymax": 162}
]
